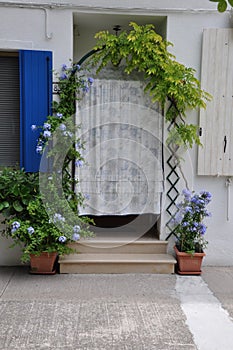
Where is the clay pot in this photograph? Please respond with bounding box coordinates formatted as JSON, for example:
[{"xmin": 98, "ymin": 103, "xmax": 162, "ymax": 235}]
[
  {"xmin": 174, "ymin": 245, "xmax": 205, "ymax": 275},
  {"xmin": 30, "ymin": 252, "xmax": 57, "ymax": 274}
]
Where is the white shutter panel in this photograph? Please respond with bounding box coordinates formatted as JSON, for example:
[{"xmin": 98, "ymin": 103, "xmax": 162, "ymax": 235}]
[{"xmin": 198, "ymin": 28, "xmax": 233, "ymax": 176}]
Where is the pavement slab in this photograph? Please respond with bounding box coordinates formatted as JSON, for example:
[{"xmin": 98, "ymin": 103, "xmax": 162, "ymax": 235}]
[
  {"xmin": 202, "ymin": 266, "xmax": 233, "ymax": 319},
  {"xmin": 0, "ymin": 267, "xmax": 197, "ymax": 350},
  {"xmin": 0, "ymin": 267, "xmax": 15, "ymax": 298},
  {"xmin": 0, "ymin": 299, "xmax": 196, "ymax": 350},
  {"xmin": 176, "ymin": 274, "xmax": 233, "ymax": 350},
  {"xmin": 2, "ymin": 267, "xmax": 233, "ymax": 350},
  {"xmin": 1, "ymin": 267, "xmax": 178, "ymax": 301}
]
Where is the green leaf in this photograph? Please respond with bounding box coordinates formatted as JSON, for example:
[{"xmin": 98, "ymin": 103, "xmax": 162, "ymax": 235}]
[
  {"xmin": 21, "ymin": 197, "xmax": 29, "ymax": 205},
  {"xmin": 228, "ymin": 0, "xmax": 233, "ymax": 6},
  {"xmin": 218, "ymin": 0, "xmax": 227, "ymax": 11},
  {"xmin": 12, "ymin": 186, "xmax": 19, "ymax": 196},
  {"xmin": 13, "ymin": 200, "xmax": 24, "ymax": 212},
  {"xmin": 3, "ymin": 201, "xmax": 9, "ymax": 208}
]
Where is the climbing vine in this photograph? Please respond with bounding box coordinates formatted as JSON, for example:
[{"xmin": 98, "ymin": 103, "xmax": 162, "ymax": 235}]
[
  {"xmin": 34, "ymin": 62, "xmax": 94, "ymax": 212},
  {"xmin": 88, "ymin": 22, "xmax": 211, "ymax": 149}
]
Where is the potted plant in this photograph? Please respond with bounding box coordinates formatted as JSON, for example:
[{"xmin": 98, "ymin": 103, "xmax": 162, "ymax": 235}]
[
  {"xmin": 173, "ymin": 189, "xmax": 212, "ymax": 275},
  {"xmin": 0, "ymin": 169, "xmax": 91, "ymax": 273},
  {"xmin": 0, "ymin": 62, "xmax": 94, "ymax": 273}
]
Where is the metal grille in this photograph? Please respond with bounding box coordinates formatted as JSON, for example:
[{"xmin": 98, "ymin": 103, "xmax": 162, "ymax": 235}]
[{"xmin": 165, "ymin": 120, "xmax": 180, "ymax": 240}]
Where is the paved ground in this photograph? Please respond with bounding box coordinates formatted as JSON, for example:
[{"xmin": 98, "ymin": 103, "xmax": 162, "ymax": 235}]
[{"xmin": 0, "ymin": 267, "xmax": 233, "ymax": 350}]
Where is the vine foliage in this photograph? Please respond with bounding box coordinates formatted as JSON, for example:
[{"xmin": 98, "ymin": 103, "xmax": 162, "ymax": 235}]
[{"xmin": 88, "ymin": 22, "xmax": 211, "ymax": 149}]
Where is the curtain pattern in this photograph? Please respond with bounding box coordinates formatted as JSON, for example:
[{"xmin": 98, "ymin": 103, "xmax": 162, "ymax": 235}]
[{"xmin": 76, "ymin": 78, "xmax": 164, "ymax": 215}]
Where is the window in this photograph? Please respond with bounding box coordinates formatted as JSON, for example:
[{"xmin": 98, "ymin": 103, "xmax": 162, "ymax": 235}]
[
  {"xmin": 0, "ymin": 53, "xmax": 20, "ymax": 167},
  {"xmin": 0, "ymin": 50, "xmax": 52, "ymax": 171}
]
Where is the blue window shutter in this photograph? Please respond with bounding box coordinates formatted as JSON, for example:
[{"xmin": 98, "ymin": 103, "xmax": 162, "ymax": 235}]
[{"xmin": 19, "ymin": 50, "xmax": 53, "ymax": 172}]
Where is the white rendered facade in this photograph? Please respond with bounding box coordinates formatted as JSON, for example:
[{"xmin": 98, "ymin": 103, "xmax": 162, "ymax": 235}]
[{"xmin": 0, "ymin": 0, "xmax": 232, "ymax": 265}]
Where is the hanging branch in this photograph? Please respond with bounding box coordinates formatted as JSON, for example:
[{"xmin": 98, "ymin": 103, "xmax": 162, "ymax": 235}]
[{"xmin": 87, "ymin": 22, "xmax": 212, "ymax": 150}]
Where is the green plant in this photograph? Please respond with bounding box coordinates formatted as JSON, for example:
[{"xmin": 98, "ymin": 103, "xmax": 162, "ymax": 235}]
[
  {"xmin": 0, "ymin": 170, "xmax": 92, "ymax": 262},
  {"xmin": 88, "ymin": 22, "xmax": 211, "ymax": 149},
  {"xmin": 209, "ymin": 0, "xmax": 233, "ymax": 12},
  {"xmin": 0, "ymin": 167, "xmax": 39, "ymax": 219},
  {"xmin": 173, "ymin": 189, "xmax": 212, "ymax": 254},
  {"xmin": 5, "ymin": 195, "xmax": 90, "ymax": 263},
  {"xmin": 0, "ymin": 63, "xmax": 94, "ymax": 262},
  {"xmin": 33, "ymin": 63, "xmax": 94, "ymax": 210}
]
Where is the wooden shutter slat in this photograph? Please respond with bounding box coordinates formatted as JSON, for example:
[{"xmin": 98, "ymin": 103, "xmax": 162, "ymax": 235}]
[
  {"xmin": 198, "ymin": 28, "xmax": 233, "ymax": 176},
  {"xmin": 0, "ymin": 56, "xmax": 20, "ymax": 167}
]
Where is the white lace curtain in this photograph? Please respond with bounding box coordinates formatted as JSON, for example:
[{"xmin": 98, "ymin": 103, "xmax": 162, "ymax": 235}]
[{"xmin": 76, "ymin": 79, "xmax": 164, "ymax": 216}]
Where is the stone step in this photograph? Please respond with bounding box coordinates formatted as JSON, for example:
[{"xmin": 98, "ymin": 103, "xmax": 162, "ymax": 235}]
[
  {"xmin": 68, "ymin": 239, "xmax": 168, "ymax": 254},
  {"xmin": 59, "ymin": 253, "xmax": 176, "ymax": 274}
]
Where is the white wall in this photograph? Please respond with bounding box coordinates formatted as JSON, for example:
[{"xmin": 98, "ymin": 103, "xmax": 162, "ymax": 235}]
[
  {"xmin": 0, "ymin": 6, "xmax": 73, "ymax": 68},
  {"xmin": 0, "ymin": 0, "xmax": 232, "ymax": 265},
  {"xmin": 0, "ymin": 5, "xmax": 73, "ymax": 265},
  {"xmin": 166, "ymin": 12, "xmax": 233, "ymax": 265}
]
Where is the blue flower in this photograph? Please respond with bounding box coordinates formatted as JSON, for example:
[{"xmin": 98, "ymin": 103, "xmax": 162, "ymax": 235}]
[
  {"xmin": 58, "ymin": 236, "xmax": 67, "ymax": 243},
  {"xmin": 200, "ymin": 190, "xmax": 212, "ymax": 199},
  {"xmin": 31, "ymin": 124, "xmax": 37, "ymax": 131},
  {"xmin": 63, "ymin": 131, "xmax": 73, "ymax": 137},
  {"xmin": 11, "ymin": 221, "xmax": 20, "ymax": 233},
  {"xmin": 182, "ymin": 188, "xmax": 192, "ymax": 201},
  {"xmin": 72, "ymin": 233, "xmax": 80, "ymax": 241},
  {"xmin": 53, "ymin": 213, "xmax": 65, "ymax": 222},
  {"xmin": 37, "ymin": 138, "xmax": 44, "ymax": 145},
  {"xmin": 191, "ymin": 196, "xmax": 200, "ymax": 204},
  {"xmin": 181, "ymin": 221, "xmax": 189, "ymax": 227},
  {"xmin": 75, "ymin": 160, "xmax": 84, "ymax": 167},
  {"xmin": 60, "ymin": 73, "xmax": 68, "ymax": 80},
  {"xmin": 199, "ymin": 223, "xmax": 207, "ymax": 235},
  {"xmin": 200, "ymin": 190, "xmax": 212, "ymax": 204},
  {"xmin": 76, "ymin": 64, "xmax": 81, "ymax": 71},
  {"xmin": 56, "ymin": 113, "xmax": 63, "ymax": 118},
  {"xmin": 43, "ymin": 130, "xmax": 51, "ymax": 138},
  {"xmin": 27, "ymin": 226, "xmax": 34, "ymax": 235},
  {"xmin": 43, "ymin": 123, "xmax": 51, "ymax": 130},
  {"xmin": 36, "ymin": 145, "xmax": 43, "ymax": 153},
  {"xmin": 73, "ymin": 225, "xmax": 81, "ymax": 233},
  {"xmin": 82, "ymin": 85, "xmax": 89, "ymax": 93},
  {"xmin": 62, "ymin": 64, "xmax": 67, "ymax": 71},
  {"xmin": 59, "ymin": 124, "xmax": 66, "ymax": 131},
  {"xmin": 174, "ymin": 212, "xmax": 183, "ymax": 224},
  {"xmin": 84, "ymin": 193, "xmax": 90, "ymax": 200},
  {"xmin": 185, "ymin": 206, "xmax": 192, "ymax": 213},
  {"xmin": 88, "ymin": 77, "xmax": 94, "ymax": 84}
]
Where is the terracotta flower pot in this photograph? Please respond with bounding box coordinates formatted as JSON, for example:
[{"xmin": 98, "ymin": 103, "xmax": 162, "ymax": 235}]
[
  {"xmin": 30, "ymin": 252, "xmax": 57, "ymax": 274},
  {"xmin": 174, "ymin": 245, "xmax": 205, "ymax": 275}
]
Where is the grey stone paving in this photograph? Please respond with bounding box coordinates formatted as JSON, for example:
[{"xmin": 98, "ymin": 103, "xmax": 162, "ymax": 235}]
[
  {"xmin": 202, "ymin": 266, "xmax": 233, "ymax": 320},
  {"xmin": 0, "ymin": 267, "xmax": 197, "ymax": 350}
]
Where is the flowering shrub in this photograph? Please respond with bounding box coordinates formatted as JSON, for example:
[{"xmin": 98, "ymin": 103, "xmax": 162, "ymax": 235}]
[
  {"xmin": 1, "ymin": 172, "xmax": 92, "ymax": 262},
  {"xmin": 173, "ymin": 189, "xmax": 212, "ymax": 253},
  {"xmin": 7, "ymin": 197, "xmax": 90, "ymax": 263},
  {"xmin": 0, "ymin": 62, "xmax": 94, "ymax": 262},
  {"xmin": 31, "ymin": 62, "xmax": 94, "ymax": 212}
]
